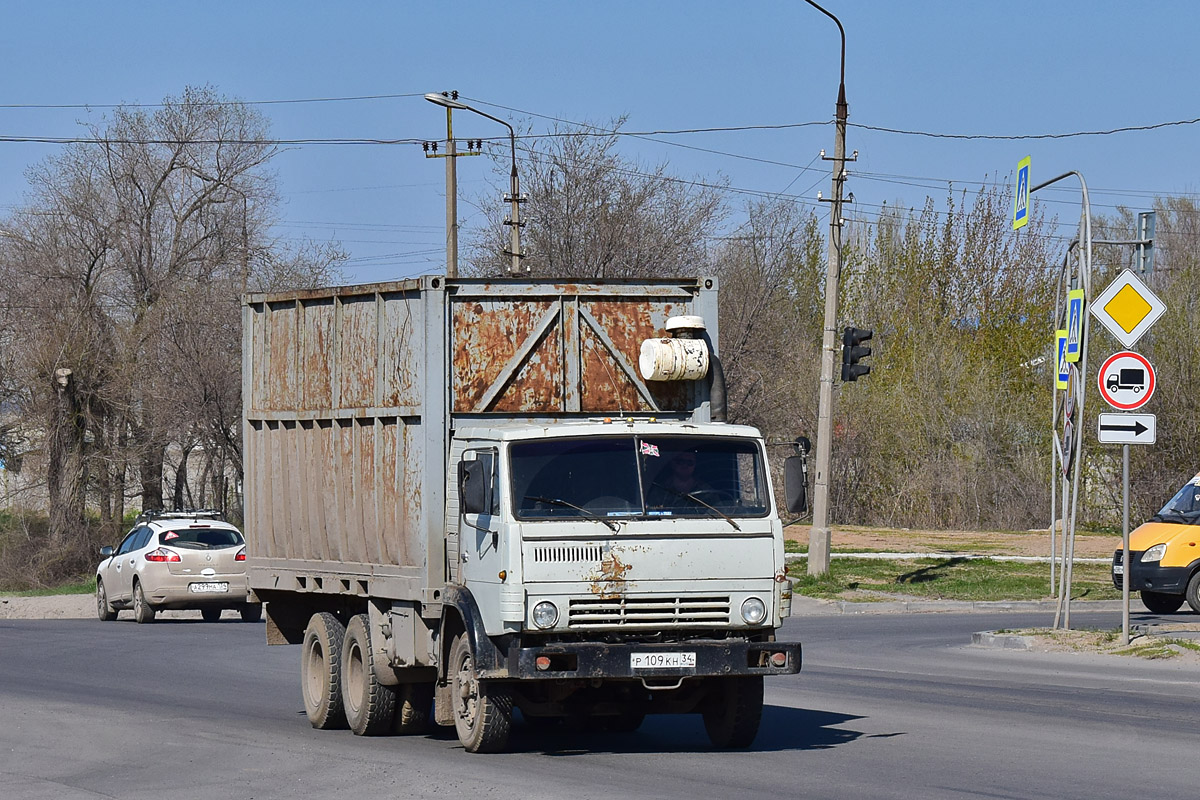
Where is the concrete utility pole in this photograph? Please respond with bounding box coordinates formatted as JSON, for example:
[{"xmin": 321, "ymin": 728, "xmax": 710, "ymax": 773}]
[
  {"xmin": 425, "ymin": 92, "xmax": 527, "ymax": 277},
  {"xmin": 805, "ymin": 0, "xmax": 855, "ymax": 576},
  {"xmin": 424, "ymin": 91, "xmax": 482, "ymax": 278}
]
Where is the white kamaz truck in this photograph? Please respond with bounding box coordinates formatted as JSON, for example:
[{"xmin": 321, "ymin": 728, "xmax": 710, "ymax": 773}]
[{"xmin": 243, "ymin": 276, "xmax": 804, "ymax": 752}]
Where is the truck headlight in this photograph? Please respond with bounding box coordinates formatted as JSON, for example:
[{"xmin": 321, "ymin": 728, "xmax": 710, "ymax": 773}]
[
  {"xmin": 740, "ymin": 597, "xmax": 767, "ymax": 625},
  {"xmin": 1141, "ymin": 544, "xmax": 1167, "ymax": 563},
  {"xmin": 532, "ymin": 601, "xmax": 559, "ymax": 629}
]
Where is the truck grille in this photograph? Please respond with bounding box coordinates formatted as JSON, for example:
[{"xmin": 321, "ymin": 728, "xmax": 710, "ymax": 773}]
[
  {"xmin": 533, "ymin": 545, "xmax": 605, "ymax": 564},
  {"xmin": 568, "ymin": 595, "xmax": 731, "ymax": 629}
]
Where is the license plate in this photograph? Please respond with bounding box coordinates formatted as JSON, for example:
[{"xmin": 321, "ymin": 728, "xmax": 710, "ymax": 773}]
[
  {"xmin": 189, "ymin": 582, "xmax": 229, "ymax": 594},
  {"xmin": 1113, "ymin": 564, "xmax": 1124, "ymax": 575},
  {"xmin": 630, "ymin": 652, "xmax": 696, "ymax": 670}
]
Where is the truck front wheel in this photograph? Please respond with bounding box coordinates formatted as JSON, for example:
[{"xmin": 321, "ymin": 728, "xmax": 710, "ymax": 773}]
[
  {"xmin": 342, "ymin": 614, "xmax": 397, "ymax": 735},
  {"xmin": 301, "ymin": 612, "xmax": 348, "ymax": 730},
  {"xmin": 449, "ymin": 632, "xmax": 512, "ymax": 753},
  {"xmin": 702, "ymin": 676, "xmax": 763, "ymax": 749}
]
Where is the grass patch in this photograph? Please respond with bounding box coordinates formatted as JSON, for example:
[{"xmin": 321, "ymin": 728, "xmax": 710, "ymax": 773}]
[
  {"xmin": 1, "ymin": 577, "xmax": 97, "ymax": 598},
  {"xmin": 788, "ymin": 557, "xmax": 1120, "ymax": 602}
]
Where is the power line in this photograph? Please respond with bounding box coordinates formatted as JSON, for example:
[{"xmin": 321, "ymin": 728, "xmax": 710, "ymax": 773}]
[
  {"xmin": 852, "ymin": 117, "xmax": 1200, "ymax": 141},
  {"xmin": 0, "ymin": 92, "xmax": 424, "ymax": 110}
]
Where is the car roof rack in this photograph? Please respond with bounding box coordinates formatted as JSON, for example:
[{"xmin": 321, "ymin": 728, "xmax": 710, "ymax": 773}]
[{"xmin": 135, "ymin": 508, "xmax": 226, "ymax": 525}]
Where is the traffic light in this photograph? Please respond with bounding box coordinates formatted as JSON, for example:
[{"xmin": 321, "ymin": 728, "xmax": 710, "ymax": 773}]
[{"xmin": 841, "ymin": 327, "xmax": 873, "ymax": 382}]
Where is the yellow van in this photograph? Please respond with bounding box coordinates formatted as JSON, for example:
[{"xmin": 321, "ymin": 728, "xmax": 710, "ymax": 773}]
[{"xmin": 1112, "ymin": 472, "xmax": 1200, "ymax": 614}]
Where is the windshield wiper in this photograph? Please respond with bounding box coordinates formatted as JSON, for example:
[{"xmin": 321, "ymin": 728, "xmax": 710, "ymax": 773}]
[
  {"xmin": 525, "ymin": 496, "xmax": 620, "ymax": 532},
  {"xmin": 648, "ymin": 484, "xmax": 741, "ymax": 531}
]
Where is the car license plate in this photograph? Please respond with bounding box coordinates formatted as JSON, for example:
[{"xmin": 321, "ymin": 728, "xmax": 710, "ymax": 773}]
[
  {"xmin": 1113, "ymin": 564, "xmax": 1124, "ymax": 575},
  {"xmin": 630, "ymin": 652, "xmax": 696, "ymax": 670},
  {"xmin": 189, "ymin": 582, "xmax": 229, "ymax": 594}
]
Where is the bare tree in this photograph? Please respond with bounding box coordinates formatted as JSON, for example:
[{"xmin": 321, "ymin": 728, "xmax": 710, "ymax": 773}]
[{"xmin": 468, "ymin": 119, "xmax": 726, "ymax": 278}]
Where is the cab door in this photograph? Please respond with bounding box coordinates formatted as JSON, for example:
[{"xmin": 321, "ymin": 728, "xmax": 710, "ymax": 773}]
[{"xmin": 458, "ymin": 450, "xmax": 503, "ymax": 611}]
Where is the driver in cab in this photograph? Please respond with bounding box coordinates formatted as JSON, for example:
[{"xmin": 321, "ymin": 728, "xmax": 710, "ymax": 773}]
[{"xmin": 648, "ymin": 450, "xmax": 713, "ymax": 511}]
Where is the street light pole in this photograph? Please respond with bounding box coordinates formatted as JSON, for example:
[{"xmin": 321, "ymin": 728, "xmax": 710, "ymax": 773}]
[
  {"xmin": 425, "ymin": 92, "xmax": 526, "ymax": 277},
  {"xmin": 805, "ymin": 0, "xmax": 852, "ymax": 576}
]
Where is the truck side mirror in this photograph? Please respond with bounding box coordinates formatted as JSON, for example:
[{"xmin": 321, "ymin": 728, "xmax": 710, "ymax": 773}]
[
  {"xmin": 783, "ymin": 455, "xmax": 808, "ymax": 515},
  {"xmin": 458, "ymin": 458, "xmax": 492, "ymax": 516}
]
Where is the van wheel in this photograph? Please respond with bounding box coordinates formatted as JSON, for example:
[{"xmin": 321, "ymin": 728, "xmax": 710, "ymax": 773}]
[
  {"xmin": 342, "ymin": 614, "xmax": 396, "ymax": 736},
  {"xmin": 449, "ymin": 632, "xmax": 512, "ymax": 752},
  {"xmin": 1140, "ymin": 590, "xmax": 1184, "ymax": 614},
  {"xmin": 1186, "ymin": 573, "xmax": 1200, "ymax": 614},
  {"xmin": 201, "ymin": 607, "xmax": 222, "ymax": 623},
  {"xmin": 301, "ymin": 612, "xmax": 347, "ymax": 729}
]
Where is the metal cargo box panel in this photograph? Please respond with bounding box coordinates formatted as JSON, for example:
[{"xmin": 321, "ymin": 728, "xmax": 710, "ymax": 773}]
[{"xmin": 449, "ymin": 280, "xmax": 716, "ymax": 415}]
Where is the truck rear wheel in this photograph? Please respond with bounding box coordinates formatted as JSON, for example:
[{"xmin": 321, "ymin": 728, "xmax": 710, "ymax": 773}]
[
  {"xmin": 342, "ymin": 614, "xmax": 397, "ymax": 736},
  {"xmin": 393, "ymin": 682, "xmax": 434, "ymax": 735},
  {"xmin": 1186, "ymin": 572, "xmax": 1200, "ymax": 614},
  {"xmin": 301, "ymin": 612, "xmax": 347, "ymax": 729},
  {"xmin": 1140, "ymin": 590, "xmax": 1184, "ymax": 614},
  {"xmin": 702, "ymin": 676, "xmax": 763, "ymax": 749},
  {"xmin": 449, "ymin": 632, "xmax": 512, "ymax": 753}
]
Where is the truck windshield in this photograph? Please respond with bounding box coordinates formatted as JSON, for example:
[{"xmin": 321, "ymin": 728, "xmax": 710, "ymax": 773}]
[
  {"xmin": 1151, "ymin": 474, "xmax": 1200, "ymax": 525},
  {"xmin": 510, "ymin": 435, "xmax": 770, "ymax": 523}
]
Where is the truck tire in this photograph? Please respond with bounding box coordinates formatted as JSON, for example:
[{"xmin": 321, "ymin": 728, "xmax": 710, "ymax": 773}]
[
  {"xmin": 1186, "ymin": 572, "xmax": 1200, "ymax": 614},
  {"xmin": 201, "ymin": 607, "xmax": 222, "ymax": 623},
  {"xmin": 393, "ymin": 682, "xmax": 434, "ymax": 735},
  {"xmin": 1140, "ymin": 590, "xmax": 1184, "ymax": 614},
  {"xmin": 133, "ymin": 582, "xmax": 156, "ymax": 624},
  {"xmin": 96, "ymin": 580, "xmax": 117, "ymax": 622},
  {"xmin": 702, "ymin": 676, "xmax": 763, "ymax": 749},
  {"xmin": 301, "ymin": 612, "xmax": 348, "ymax": 730},
  {"xmin": 240, "ymin": 604, "xmax": 263, "ymax": 623},
  {"xmin": 449, "ymin": 632, "xmax": 512, "ymax": 753},
  {"xmin": 342, "ymin": 614, "xmax": 397, "ymax": 736}
]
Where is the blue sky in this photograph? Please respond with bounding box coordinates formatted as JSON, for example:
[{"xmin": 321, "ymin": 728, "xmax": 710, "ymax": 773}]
[{"xmin": 3, "ymin": 1, "xmax": 1199, "ymax": 283}]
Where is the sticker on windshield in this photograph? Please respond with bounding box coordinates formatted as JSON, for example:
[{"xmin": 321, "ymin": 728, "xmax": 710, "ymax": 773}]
[
  {"xmin": 640, "ymin": 442, "xmax": 660, "ymax": 457},
  {"xmin": 163, "ymin": 531, "xmax": 179, "ymax": 540}
]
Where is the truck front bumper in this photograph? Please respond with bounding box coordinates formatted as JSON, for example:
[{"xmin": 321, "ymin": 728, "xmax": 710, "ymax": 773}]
[{"xmin": 489, "ymin": 638, "xmax": 802, "ymax": 681}]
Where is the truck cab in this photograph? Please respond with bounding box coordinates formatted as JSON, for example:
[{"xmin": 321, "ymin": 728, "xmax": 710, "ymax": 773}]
[
  {"xmin": 447, "ymin": 419, "xmax": 798, "ymax": 748},
  {"xmin": 1113, "ymin": 472, "xmax": 1200, "ymax": 614}
]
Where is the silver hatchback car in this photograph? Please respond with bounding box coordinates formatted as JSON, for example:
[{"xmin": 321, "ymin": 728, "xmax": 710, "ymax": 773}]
[{"xmin": 96, "ymin": 510, "xmax": 261, "ymax": 623}]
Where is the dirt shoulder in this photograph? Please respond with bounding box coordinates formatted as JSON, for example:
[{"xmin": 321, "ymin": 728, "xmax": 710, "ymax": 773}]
[
  {"xmin": 785, "ymin": 524, "xmax": 1117, "ymax": 559},
  {"xmin": 1, "ymin": 594, "xmax": 209, "ymax": 621}
]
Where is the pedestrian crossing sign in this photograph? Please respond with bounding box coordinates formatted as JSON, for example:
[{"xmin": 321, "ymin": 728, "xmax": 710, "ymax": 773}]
[
  {"xmin": 1013, "ymin": 156, "xmax": 1031, "ymax": 231},
  {"xmin": 1065, "ymin": 289, "xmax": 1083, "ymax": 363},
  {"xmin": 1056, "ymin": 330, "xmax": 1068, "ymax": 389}
]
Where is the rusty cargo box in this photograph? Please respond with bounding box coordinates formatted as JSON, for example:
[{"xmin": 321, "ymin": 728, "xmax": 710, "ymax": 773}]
[{"xmin": 243, "ymin": 276, "xmax": 719, "ymax": 596}]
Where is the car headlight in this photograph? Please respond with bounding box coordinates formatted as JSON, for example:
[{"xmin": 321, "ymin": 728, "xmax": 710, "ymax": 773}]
[
  {"xmin": 1141, "ymin": 544, "xmax": 1167, "ymax": 563},
  {"xmin": 740, "ymin": 596, "xmax": 767, "ymax": 625},
  {"xmin": 532, "ymin": 601, "xmax": 559, "ymax": 629}
]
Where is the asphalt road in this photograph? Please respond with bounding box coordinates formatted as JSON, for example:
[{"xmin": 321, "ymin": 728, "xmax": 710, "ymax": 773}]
[{"xmin": 2, "ymin": 609, "xmax": 1197, "ymax": 800}]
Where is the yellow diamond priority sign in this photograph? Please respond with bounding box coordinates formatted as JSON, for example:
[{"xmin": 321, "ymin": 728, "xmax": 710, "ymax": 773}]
[{"xmin": 1090, "ymin": 269, "xmax": 1165, "ymax": 348}]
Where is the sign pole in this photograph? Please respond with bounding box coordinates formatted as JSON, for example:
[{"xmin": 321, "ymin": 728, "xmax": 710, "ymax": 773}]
[{"xmin": 1121, "ymin": 443, "xmax": 1131, "ymax": 646}]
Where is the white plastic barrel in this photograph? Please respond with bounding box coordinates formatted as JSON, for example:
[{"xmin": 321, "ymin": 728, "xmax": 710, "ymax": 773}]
[{"xmin": 639, "ymin": 337, "xmax": 710, "ymax": 381}]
